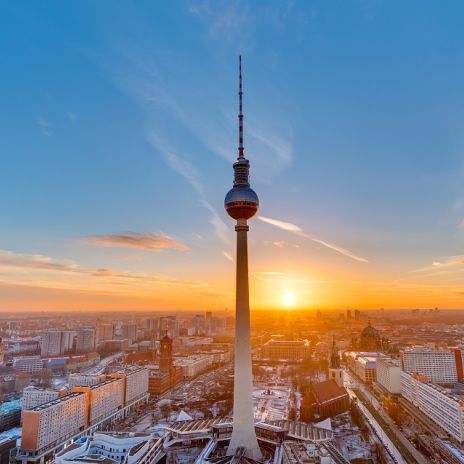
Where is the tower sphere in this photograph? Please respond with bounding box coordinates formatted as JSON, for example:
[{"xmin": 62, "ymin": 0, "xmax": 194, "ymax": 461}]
[{"xmin": 224, "ymin": 184, "xmax": 259, "ymax": 220}]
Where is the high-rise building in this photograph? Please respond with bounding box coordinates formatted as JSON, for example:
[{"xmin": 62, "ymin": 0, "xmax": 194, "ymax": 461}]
[
  {"xmin": 401, "ymin": 347, "xmax": 460, "ymax": 384},
  {"xmin": 401, "ymin": 371, "xmax": 464, "ymax": 442},
  {"xmin": 22, "ymin": 386, "xmax": 66, "ymax": 410},
  {"xmin": 76, "ymin": 327, "xmax": 96, "ymax": 353},
  {"xmin": 223, "ymin": 56, "xmax": 262, "ymax": 461},
  {"xmin": 97, "ymin": 323, "xmax": 114, "ymax": 342},
  {"xmin": 376, "ymin": 358, "xmax": 401, "ymax": 394},
  {"xmin": 121, "ymin": 322, "xmax": 137, "ymax": 344},
  {"xmin": 41, "ymin": 329, "xmax": 73, "ymax": 356},
  {"xmin": 21, "ymin": 392, "xmax": 88, "ymax": 454},
  {"xmin": 147, "ymin": 318, "xmax": 159, "ymax": 331}
]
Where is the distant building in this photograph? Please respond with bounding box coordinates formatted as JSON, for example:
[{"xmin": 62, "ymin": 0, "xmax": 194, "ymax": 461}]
[
  {"xmin": 0, "ymin": 400, "xmax": 21, "ymax": 431},
  {"xmin": 76, "ymin": 327, "xmax": 96, "ymax": 353},
  {"xmin": 358, "ymin": 321, "xmax": 382, "ymax": 351},
  {"xmin": 121, "ymin": 322, "xmax": 137, "ymax": 344},
  {"xmin": 346, "ymin": 352, "xmax": 387, "ymax": 384},
  {"xmin": 376, "ymin": 358, "xmax": 401, "ymax": 394},
  {"xmin": 13, "ymin": 356, "xmax": 43, "ymax": 373},
  {"xmin": 159, "ymin": 333, "xmax": 173, "ymax": 373},
  {"xmin": 68, "ymin": 374, "xmax": 105, "ymax": 388},
  {"xmin": 300, "ymin": 380, "xmax": 349, "ymax": 422},
  {"xmin": 97, "ymin": 323, "xmax": 114, "ymax": 342},
  {"xmin": 401, "ymin": 347, "xmax": 460, "ymax": 384},
  {"xmin": 146, "ymin": 318, "xmax": 159, "ymax": 331},
  {"xmin": 41, "ymin": 329, "xmax": 73, "ymax": 356},
  {"xmin": 261, "ymin": 339, "xmax": 310, "ymax": 361}
]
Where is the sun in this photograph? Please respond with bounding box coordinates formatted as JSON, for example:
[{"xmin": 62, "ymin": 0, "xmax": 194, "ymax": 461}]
[{"xmin": 283, "ymin": 290, "xmax": 296, "ymax": 308}]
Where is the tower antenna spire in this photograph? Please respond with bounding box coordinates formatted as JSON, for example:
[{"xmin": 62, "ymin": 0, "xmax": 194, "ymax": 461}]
[{"xmin": 238, "ymin": 55, "xmax": 244, "ymax": 158}]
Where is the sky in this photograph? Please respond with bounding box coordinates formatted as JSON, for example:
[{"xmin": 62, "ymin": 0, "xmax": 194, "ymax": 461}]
[{"xmin": 1, "ymin": 0, "xmax": 464, "ymax": 312}]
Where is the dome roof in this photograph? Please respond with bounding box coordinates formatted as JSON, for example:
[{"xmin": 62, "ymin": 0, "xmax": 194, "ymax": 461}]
[{"xmin": 361, "ymin": 322, "xmax": 379, "ymax": 338}]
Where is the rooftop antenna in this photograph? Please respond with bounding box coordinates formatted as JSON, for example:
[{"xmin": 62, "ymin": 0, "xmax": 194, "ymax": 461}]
[{"xmin": 238, "ymin": 55, "xmax": 244, "ymax": 158}]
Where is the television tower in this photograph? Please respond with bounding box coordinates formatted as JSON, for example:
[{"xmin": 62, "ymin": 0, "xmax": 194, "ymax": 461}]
[{"xmin": 224, "ymin": 56, "xmax": 262, "ymax": 461}]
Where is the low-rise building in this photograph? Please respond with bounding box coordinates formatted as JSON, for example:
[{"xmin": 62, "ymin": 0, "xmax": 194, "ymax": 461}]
[
  {"xmin": 300, "ymin": 380, "xmax": 350, "ymax": 422},
  {"xmin": 0, "ymin": 400, "xmax": 21, "ymax": 431},
  {"xmin": 54, "ymin": 432, "xmax": 163, "ymax": 464},
  {"xmin": 174, "ymin": 355, "xmax": 214, "ymax": 378},
  {"xmin": 261, "ymin": 339, "xmax": 310, "ymax": 361},
  {"xmin": 346, "ymin": 351, "xmax": 386, "ymax": 384},
  {"xmin": 13, "ymin": 356, "xmax": 43, "ymax": 373}
]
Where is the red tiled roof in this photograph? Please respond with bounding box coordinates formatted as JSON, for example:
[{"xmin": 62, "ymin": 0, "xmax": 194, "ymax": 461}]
[{"xmin": 311, "ymin": 380, "xmax": 347, "ymax": 404}]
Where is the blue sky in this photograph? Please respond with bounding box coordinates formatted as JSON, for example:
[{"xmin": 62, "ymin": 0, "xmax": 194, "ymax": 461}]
[{"xmin": 1, "ymin": 1, "xmax": 464, "ymax": 310}]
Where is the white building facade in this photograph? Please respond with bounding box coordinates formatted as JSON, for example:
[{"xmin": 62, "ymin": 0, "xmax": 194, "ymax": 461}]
[
  {"xmin": 401, "ymin": 371, "xmax": 464, "ymax": 442},
  {"xmin": 376, "ymin": 358, "xmax": 401, "ymax": 394},
  {"xmin": 401, "ymin": 347, "xmax": 458, "ymax": 384}
]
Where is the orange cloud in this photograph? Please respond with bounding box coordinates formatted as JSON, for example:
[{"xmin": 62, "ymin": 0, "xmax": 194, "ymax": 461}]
[{"xmin": 85, "ymin": 232, "xmax": 189, "ymax": 252}]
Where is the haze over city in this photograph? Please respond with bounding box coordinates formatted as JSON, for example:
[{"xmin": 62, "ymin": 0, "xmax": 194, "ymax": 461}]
[{"xmin": 2, "ymin": 1, "xmax": 464, "ymax": 312}]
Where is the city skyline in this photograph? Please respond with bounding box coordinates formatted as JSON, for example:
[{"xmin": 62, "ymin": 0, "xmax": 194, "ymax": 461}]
[{"xmin": 2, "ymin": 1, "xmax": 464, "ymax": 311}]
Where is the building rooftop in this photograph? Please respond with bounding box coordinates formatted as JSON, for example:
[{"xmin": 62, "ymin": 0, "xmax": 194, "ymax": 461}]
[{"xmin": 29, "ymin": 392, "xmax": 84, "ymax": 412}]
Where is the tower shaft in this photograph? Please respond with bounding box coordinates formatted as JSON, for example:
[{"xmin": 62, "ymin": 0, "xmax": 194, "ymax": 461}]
[{"xmin": 227, "ymin": 219, "xmax": 262, "ymax": 460}]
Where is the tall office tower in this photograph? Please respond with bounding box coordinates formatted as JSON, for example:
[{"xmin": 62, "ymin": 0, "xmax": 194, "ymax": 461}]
[
  {"xmin": 76, "ymin": 327, "xmax": 96, "ymax": 353},
  {"xmin": 98, "ymin": 323, "xmax": 114, "ymax": 342},
  {"xmin": 147, "ymin": 318, "xmax": 159, "ymax": 331},
  {"xmin": 224, "ymin": 56, "xmax": 262, "ymax": 461},
  {"xmin": 41, "ymin": 329, "xmax": 73, "ymax": 356},
  {"xmin": 159, "ymin": 332, "xmax": 173, "ymax": 374},
  {"xmin": 122, "ymin": 322, "xmax": 137, "ymax": 344}
]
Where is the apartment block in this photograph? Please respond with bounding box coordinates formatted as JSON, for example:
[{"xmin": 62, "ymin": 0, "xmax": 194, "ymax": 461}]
[
  {"xmin": 111, "ymin": 366, "xmax": 148, "ymax": 404},
  {"xmin": 401, "ymin": 371, "xmax": 464, "ymax": 443},
  {"xmin": 376, "ymin": 358, "xmax": 402, "ymax": 394},
  {"xmin": 401, "ymin": 347, "xmax": 460, "ymax": 384},
  {"xmin": 22, "ymin": 386, "xmax": 66, "ymax": 410},
  {"xmin": 73, "ymin": 378, "xmax": 124, "ymax": 426},
  {"xmin": 21, "ymin": 392, "xmax": 88, "ymax": 454}
]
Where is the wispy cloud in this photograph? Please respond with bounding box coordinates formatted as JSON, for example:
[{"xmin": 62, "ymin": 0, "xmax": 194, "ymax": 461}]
[
  {"xmin": 86, "ymin": 232, "xmax": 189, "ymax": 252},
  {"xmin": 413, "ymin": 255, "xmax": 464, "ymax": 273},
  {"xmin": 458, "ymin": 218, "xmax": 464, "ymax": 230},
  {"xmin": 37, "ymin": 116, "xmax": 52, "ymax": 136},
  {"xmin": 258, "ymin": 215, "xmax": 368, "ymax": 263},
  {"xmin": 147, "ymin": 133, "xmax": 229, "ymax": 244},
  {"xmin": 0, "ymin": 249, "xmax": 226, "ymax": 297},
  {"xmin": 222, "ymin": 251, "xmax": 233, "ymax": 262},
  {"xmin": 0, "ymin": 250, "xmax": 78, "ymax": 272}
]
